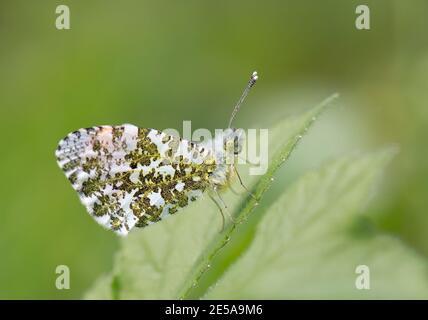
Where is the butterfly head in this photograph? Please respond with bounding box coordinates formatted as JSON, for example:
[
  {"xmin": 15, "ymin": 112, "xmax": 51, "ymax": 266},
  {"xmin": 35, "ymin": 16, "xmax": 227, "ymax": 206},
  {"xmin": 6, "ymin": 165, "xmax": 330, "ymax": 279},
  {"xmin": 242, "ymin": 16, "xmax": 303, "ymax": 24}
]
[{"xmin": 223, "ymin": 127, "xmax": 245, "ymax": 156}]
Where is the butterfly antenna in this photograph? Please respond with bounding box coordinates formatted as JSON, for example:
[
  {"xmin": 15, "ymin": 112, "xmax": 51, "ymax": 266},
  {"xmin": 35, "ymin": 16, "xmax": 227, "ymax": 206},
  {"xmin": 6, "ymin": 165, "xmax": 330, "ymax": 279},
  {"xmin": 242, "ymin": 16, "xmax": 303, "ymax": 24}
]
[{"xmin": 228, "ymin": 71, "xmax": 259, "ymax": 128}]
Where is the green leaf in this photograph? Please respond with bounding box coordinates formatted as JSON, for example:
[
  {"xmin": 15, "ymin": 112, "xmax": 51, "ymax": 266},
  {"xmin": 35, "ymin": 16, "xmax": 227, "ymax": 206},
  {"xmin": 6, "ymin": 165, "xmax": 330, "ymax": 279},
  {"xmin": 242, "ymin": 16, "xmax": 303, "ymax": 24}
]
[
  {"xmin": 83, "ymin": 273, "xmax": 113, "ymax": 300},
  {"xmin": 204, "ymin": 148, "xmax": 428, "ymax": 299},
  {"xmin": 84, "ymin": 94, "xmax": 339, "ymax": 299}
]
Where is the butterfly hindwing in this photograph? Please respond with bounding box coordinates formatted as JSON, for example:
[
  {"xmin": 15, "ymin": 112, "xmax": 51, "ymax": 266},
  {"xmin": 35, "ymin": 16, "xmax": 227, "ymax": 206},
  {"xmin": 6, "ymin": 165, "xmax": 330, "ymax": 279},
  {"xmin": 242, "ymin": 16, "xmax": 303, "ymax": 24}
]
[{"xmin": 56, "ymin": 124, "xmax": 216, "ymax": 235}]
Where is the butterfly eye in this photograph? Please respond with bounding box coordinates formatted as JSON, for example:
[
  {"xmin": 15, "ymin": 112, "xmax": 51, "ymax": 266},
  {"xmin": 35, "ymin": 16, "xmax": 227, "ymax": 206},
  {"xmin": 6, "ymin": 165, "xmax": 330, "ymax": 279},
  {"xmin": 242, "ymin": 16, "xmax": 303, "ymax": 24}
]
[{"xmin": 233, "ymin": 136, "xmax": 242, "ymax": 155}]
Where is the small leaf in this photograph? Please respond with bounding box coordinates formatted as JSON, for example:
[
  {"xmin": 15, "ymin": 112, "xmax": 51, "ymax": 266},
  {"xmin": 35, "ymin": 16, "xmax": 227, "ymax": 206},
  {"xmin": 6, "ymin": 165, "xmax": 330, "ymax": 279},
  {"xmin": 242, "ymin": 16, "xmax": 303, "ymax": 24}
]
[
  {"xmin": 84, "ymin": 94, "xmax": 338, "ymax": 299},
  {"xmin": 205, "ymin": 148, "xmax": 428, "ymax": 299}
]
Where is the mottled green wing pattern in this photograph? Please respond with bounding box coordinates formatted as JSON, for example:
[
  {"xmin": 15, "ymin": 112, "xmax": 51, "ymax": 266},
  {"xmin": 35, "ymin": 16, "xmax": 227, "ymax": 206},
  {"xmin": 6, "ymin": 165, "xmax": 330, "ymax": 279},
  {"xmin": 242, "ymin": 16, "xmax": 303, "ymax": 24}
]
[{"xmin": 56, "ymin": 124, "xmax": 217, "ymax": 235}]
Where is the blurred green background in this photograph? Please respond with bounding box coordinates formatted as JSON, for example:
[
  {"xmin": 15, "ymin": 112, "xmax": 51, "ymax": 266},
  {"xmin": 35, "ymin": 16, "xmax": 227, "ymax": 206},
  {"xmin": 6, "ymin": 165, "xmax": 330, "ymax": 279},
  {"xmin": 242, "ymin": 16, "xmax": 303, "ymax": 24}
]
[{"xmin": 1, "ymin": 0, "xmax": 428, "ymax": 299}]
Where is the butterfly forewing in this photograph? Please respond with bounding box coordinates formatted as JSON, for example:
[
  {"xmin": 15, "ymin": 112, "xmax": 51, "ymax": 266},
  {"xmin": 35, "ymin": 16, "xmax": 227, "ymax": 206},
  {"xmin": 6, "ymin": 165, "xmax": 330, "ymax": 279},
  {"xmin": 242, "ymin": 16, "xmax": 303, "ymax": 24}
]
[{"xmin": 56, "ymin": 124, "xmax": 215, "ymax": 235}]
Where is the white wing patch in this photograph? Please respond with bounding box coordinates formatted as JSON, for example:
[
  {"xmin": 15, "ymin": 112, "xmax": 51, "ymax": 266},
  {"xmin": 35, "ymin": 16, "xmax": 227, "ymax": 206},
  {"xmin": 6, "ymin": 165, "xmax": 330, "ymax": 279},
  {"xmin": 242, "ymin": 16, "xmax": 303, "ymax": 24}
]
[{"xmin": 56, "ymin": 124, "xmax": 214, "ymax": 235}]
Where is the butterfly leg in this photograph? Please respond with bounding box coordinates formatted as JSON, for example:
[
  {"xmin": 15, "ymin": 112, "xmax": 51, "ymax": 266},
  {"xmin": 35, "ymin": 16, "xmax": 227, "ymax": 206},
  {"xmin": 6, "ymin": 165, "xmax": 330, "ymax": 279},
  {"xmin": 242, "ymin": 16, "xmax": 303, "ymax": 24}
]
[
  {"xmin": 233, "ymin": 165, "xmax": 258, "ymax": 201},
  {"xmin": 208, "ymin": 193, "xmax": 226, "ymax": 232},
  {"xmin": 214, "ymin": 188, "xmax": 238, "ymax": 224},
  {"xmin": 237, "ymin": 155, "xmax": 259, "ymax": 166},
  {"xmin": 228, "ymin": 183, "xmax": 243, "ymax": 196}
]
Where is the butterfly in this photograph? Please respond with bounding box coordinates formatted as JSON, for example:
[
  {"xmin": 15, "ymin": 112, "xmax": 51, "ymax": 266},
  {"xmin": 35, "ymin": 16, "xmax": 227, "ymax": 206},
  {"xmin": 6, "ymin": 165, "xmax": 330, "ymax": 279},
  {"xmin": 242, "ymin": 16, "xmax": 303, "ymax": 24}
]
[{"xmin": 55, "ymin": 71, "xmax": 258, "ymax": 235}]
